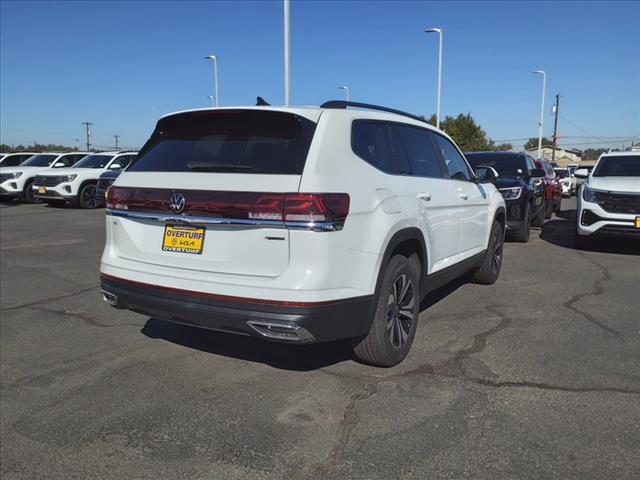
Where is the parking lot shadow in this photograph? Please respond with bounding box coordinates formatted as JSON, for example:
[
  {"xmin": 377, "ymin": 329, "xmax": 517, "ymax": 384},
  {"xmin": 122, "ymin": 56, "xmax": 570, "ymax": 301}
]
[
  {"xmin": 141, "ymin": 318, "xmax": 355, "ymax": 371},
  {"xmin": 540, "ymin": 209, "xmax": 640, "ymax": 255}
]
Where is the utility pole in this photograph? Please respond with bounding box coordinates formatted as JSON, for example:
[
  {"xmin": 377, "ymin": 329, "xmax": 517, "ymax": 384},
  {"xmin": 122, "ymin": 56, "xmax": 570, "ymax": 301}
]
[
  {"xmin": 551, "ymin": 93, "xmax": 560, "ymax": 164},
  {"xmin": 82, "ymin": 122, "xmax": 93, "ymax": 151},
  {"xmin": 113, "ymin": 134, "xmax": 120, "ymax": 151}
]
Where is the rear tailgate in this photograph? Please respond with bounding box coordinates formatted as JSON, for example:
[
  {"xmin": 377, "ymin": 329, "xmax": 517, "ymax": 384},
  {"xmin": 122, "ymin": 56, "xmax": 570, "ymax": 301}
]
[{"xmin": 106, "ymin": 109, "xmax": 319, "ymax": 278}]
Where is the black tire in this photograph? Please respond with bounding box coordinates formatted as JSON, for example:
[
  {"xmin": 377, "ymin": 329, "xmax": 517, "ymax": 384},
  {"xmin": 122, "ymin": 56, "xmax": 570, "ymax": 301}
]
[
  {"xmin": 352, "ymin": 255, "xmax": 420, "ymax": 367},
  {"xmin": 544, "ymin": 197, "xmax": 553, "ymax": 219},
  {"xmin": 78, "ymin": 183, "xmax": 98, "ymax": 209},
  {"xmin": 23, "ymin": 179, "xmax": 40, "ymax": 204},
  {"xmin": 510, "ymin": 205, "xmax": 530, "ymax": 242},
  {"xmin": 472, "ymin": 220, "xmax": 504, "ymax": 285},
  {"xmin": 531, "ymin": 200, "xmax": 545, "ymax": 227}
]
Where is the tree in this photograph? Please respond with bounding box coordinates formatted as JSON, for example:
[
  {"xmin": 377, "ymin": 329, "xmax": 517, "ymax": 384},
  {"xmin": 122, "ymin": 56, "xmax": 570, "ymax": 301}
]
[
  {"xmin": 524, "ymin": 137, "xmax": 553, "ymax": 151},
  {"xmin": 0, "ymin": 143, "xmax": 74, "ymax": 153},
  {"xmin": 582, "ymin": 148, "xmax": 608, "ymax": 160},
  {"xmin": 494, "ymin": 143, "xmax": 513, "ymax": 151},
  {"xmin": 424, "ymin": 113, "xmax": 501, "ymax": 152}
]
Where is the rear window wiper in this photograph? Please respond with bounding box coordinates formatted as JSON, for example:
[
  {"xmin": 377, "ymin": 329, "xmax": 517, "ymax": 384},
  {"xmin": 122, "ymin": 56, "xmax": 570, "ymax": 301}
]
[{"xmin": 186, "ymin": 163, "xmax": 257, "ymax": 172}]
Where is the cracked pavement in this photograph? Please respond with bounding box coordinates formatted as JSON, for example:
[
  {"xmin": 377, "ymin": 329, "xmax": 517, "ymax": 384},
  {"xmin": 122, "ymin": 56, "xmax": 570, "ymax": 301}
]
[{"xmin": 1, "ymin": 198, "xmax": 639, "ymax": 479}]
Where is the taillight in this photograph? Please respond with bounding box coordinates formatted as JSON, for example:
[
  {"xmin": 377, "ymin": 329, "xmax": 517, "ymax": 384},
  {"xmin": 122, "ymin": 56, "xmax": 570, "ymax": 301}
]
[
  {"xmin": 284, "ymin": 193, "xmax": 349, "ymax": 227},
  {"xmin": 106, "ymin": 187, "xmax": 350, "ymax": 231},
  {"xmin": 106, "ymin": 186, "xmax": 132, "ymax": 210}
]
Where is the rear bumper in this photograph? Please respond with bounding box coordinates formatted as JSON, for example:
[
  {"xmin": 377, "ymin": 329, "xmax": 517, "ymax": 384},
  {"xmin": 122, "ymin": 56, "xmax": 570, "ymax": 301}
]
[{"xmin": 100, "ymin": 274, "xmax": 374, "ymax": 343}]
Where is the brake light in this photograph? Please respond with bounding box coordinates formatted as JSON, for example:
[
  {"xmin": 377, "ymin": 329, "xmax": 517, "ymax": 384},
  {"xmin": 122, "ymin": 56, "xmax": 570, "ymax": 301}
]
[
  {"xmin": 284, "ymin": 193, "xmax": 349, "ymax": 225},
  {"xmin": 106, "ymin": 187, "xmax": 350, "ymax": 230}
]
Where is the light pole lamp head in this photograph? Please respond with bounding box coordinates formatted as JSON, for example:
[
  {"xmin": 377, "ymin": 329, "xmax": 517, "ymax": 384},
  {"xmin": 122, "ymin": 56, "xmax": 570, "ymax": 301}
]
[
  {"xmin": 425, "ymin": 27, "xmax": 442, "ymax": 33},
  {"xmin": 339, "ymin": 86, "xmax": 348, "ymax": 90},
  {"xmin": 532, "ymin": 70, "xmax": 545, "ymax": 75},
  {"xmin": 204, "ymin": 55, "xmax": 216, "ymax": 60}
]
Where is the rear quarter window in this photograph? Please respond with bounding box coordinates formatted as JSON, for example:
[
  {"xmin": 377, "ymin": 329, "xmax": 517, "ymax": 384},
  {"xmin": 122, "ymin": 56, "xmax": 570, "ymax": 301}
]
[
  {"xmin": 128, "ymin": 110, "xmax": 316, "ymax": 174},
  {"xmin": 351, "ymin": 121, "xmax": 396, "ymax": 174}
]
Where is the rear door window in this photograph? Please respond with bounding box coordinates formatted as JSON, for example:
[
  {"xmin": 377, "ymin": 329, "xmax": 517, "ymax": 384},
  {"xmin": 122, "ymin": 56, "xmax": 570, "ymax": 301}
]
[
  {"xmin": 352, "ymin": 121, "xmax": 396, "ymax": 174},
  {"xmin": 430, "ymin": 133, "xmax": 472, "ymax": 181},
  {"xmin": 392, "ymin": 125, "xmax": 444, "ymax": 178},
  {"xmin": 128, "ymin": 110, "xmax": 317, "ymax": 174}
]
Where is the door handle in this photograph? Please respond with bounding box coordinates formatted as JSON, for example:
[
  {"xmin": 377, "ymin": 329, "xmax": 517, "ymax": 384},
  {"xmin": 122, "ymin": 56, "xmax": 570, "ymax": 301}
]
[
  {"xmin": 417, "ymin": 193, "xmax": 432, "ymax": 201},
  {"xmin": 459, "ymin": 193, "xmax": 469, "ymax": 200}
]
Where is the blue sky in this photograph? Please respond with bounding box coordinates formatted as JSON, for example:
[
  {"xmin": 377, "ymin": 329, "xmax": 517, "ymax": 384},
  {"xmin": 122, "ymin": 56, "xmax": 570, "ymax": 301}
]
[{"xmin": 1, "ymin": 0, "xmax": 638, "ymax": 150}]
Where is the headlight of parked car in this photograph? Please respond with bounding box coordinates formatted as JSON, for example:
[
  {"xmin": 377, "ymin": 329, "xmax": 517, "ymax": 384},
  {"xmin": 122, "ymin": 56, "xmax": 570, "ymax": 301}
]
[
  {"xmin": 498, "ymin": 187, "xmax": 522, "ymax": 200},
  {"xmin": 7, "ymin": 172, "xmax": 23, "ymax": 179},
  {"xmin": 583, "ymin": 187, "xmax": 605, "ymax": 203},
  {"xmin": 64, "ymin": 174, "xmax": 77, "ymax": 182}
]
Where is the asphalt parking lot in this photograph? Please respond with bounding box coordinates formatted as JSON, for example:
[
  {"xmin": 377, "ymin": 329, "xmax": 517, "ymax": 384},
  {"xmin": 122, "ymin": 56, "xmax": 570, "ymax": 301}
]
[{"xmin": 1, "ymin": 198, "xmax": 639, "ymax": 480}]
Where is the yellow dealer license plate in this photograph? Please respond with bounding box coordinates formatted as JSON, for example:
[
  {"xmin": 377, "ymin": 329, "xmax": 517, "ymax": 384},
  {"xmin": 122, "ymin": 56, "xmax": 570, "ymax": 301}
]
[
  {"xmin": 38, "ymin": 186, "xmax": 46, "ymax": 194},
  {"xmin": 636, "ymin": 217, "xmax": 640, "ymax": 229},
  {"xmin": 162, "ymin": 225, "xmax": 205, "ymax": 254}
]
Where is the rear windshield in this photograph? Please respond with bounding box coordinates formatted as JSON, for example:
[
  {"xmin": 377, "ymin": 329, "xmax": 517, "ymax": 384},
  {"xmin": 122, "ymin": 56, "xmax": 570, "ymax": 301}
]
[
  {"xmin": 128, "ymin": 110, "xmax": 317, "ymax": 174},
  {"xmin": 554, "ymin": 169, "xmax": 569, "ymax": 178},
  {"xmin": 593, "ymin": 156, "xmax": 640, "ymax": 177},
  {"xmin": 21, "ymin": 154, "xmax": 59, "ymax": 167},
  {"xmin": 465, "ymin": 153, "xmax": 526, "ymax": 176}
]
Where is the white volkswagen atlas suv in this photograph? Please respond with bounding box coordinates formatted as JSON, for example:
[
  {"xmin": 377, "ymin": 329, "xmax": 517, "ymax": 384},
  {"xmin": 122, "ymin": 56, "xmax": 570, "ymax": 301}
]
[
  {"xmin": 0, "ymin": 152, "xmax": 88, "ymax": 203},
  {"xmin": 33, "ymin": 151, "xmax": 137, "ymax": 208},
  {"xmin": 576, "ymin": 151, "xmax": 640, "ymax": 245},
  {"xmin": 100, "ymin": 101, "xmax": 506, "ymax": 366}
]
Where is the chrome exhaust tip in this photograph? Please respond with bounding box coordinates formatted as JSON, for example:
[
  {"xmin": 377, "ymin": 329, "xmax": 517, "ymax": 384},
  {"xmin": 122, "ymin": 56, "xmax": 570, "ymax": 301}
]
[
  {"xmin": 246, "ymin": 320, "xmax": 315, "ymax": 342},
  {"xmin": 101, "ymin": 289, "xmax": 119, "ymax": 307}
]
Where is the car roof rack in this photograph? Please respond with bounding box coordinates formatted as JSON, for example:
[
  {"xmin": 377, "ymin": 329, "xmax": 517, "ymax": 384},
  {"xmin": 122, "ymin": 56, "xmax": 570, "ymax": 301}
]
[{"xmin": 320, "ymin": 100, "xmax": 429, "ymax": 125}]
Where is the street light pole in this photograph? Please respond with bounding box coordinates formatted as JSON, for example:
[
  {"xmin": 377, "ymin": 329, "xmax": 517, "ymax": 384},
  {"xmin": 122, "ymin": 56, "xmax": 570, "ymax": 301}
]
[
  {"xmin": 204, "ymin": 55, "xmax": 219, "ymax": 107},
  {"xmin": 284, "ymin": 0, "xmax": 290, "ymax": 106},
  {"xmin": 425, "ymin": 27, "xmax": 443, "ymax": 129},
  {"xmin": 533, "ymin": 70, "xmax": 546, "ymax": 160},
  {"xmin": 339, "ymin": 85, "xmax": 350, "ymax": 101},
  {"xmin": 551, "ymin": 93, "xmax": 560, "ymax": 164}
]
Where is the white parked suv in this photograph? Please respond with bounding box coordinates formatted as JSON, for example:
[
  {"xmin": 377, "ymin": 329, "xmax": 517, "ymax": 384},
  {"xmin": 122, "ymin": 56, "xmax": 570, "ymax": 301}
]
[
  {"xmin": 33, "ymin": 151, "xmax": 137, "ymax": 208},
  {"xmin": 0, "ymin": 152, "xmax": 88, "ymax": 203},
  {"xmin": 575, "ymin": 151, "xmax": 640, "ymax": 245},
  {"xmin": 99, "ymin": 102, "xmax": 506, "ymax": 366},
  {"xmin": 554, "ymin": 167, "xmax": 576, "ymax": 196}
]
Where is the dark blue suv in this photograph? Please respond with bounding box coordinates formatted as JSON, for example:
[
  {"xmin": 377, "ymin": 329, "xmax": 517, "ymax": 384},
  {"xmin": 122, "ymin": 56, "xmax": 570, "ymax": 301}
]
[{"xmin": 466, "ymin": 151, "xmax": 546, "ymax": 242}]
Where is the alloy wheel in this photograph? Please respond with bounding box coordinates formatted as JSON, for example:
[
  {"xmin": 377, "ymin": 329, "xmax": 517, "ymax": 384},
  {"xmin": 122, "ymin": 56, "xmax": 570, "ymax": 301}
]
[
  {"xmin": 386, "ymin": 273, "xmax": 415, "ymax": 348},
  {"xmin": 491, "ymin": 226, "xmax": 504, "ymax": 274},
  {"xmin": 82, "ymin": 185, "xmax": 97, "ymax": 208}
]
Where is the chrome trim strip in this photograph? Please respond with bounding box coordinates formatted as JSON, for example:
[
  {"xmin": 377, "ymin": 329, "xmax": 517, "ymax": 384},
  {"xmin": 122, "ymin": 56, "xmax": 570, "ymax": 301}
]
[{"xmin": 105, "ymin": 208, "xmax": 342, "ymax": 231}]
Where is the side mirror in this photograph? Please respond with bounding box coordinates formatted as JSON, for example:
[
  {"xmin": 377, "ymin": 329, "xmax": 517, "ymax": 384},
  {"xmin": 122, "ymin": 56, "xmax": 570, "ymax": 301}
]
[
  {"xmin": 529, "ymin": 168, "xmax": 545, "ymax": 178},
  {"xmin": 109, "ymin": 163, "xmax": 122, "ymax": 170},
  {"xmin": 52, "ymin": 162, "xmax": 65, "ymax": 168},
  {"xmin": 474, "ymin": 165, "xmax": 499, "ymax": 183},
  {"xmin": 574, "ymin": 168, "xmax": 589, "ymax": 178}
]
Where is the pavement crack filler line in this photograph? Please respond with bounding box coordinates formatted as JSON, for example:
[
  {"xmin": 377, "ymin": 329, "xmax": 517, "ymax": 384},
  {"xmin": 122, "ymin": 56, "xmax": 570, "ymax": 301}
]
[
  {"xmin": 1, "ymin": 284, "xmax": 99, "ymax": 312},
  {"xmin": 304, "ymin": 306, "xmax": 515, "ymax": 476},
  {"xmin": 563, "ymin": 251, "xmax": 619, "ymax": 335},
  {"xmin": 306, "ymin": 304, "xmax": 638, "ymax": 475}
]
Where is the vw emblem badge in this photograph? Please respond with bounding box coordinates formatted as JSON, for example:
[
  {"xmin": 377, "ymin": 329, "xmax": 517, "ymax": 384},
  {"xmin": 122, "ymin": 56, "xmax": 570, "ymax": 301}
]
[{"xmin": 169, "ymin": 192, "xmax": 186, "ymax": 214}]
